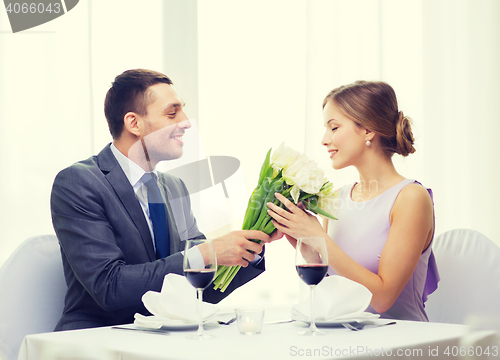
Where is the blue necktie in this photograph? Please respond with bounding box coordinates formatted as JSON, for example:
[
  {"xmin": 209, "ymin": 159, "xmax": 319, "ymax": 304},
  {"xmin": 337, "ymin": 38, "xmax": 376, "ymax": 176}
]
[{"xmin": 142, "ymin": 173, "xmax": 170, "ymax": 258}]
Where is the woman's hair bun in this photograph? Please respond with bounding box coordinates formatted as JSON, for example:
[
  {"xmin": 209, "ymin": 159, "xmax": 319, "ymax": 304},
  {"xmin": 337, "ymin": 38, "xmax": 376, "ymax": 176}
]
[{"xmin": 396, "ymin": 111, "xmax": 415, "ymax": 157}]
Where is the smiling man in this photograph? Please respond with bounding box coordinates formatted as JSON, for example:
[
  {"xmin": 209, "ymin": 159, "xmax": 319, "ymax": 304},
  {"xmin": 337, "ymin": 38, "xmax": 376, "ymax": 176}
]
[{"xmin": 50, "ymin": 69, "xmax": 276, "ymax": 331}]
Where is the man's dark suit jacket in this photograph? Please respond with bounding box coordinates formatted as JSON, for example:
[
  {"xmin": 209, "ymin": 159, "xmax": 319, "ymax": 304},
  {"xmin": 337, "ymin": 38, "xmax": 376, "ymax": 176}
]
[{"xmin": 50, "ymin": 144, "xmax": 264, "ymax": 331}]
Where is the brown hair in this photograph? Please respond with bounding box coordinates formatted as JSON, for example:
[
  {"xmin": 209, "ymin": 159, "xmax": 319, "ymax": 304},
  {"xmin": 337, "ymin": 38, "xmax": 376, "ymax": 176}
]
[
  {"xmin": 323, "ymin": 80, "xmax": 415, "ymax": 157},
  {"xmin": 104, "ymin": 69, "xmax": 173, "ymax": 139}
]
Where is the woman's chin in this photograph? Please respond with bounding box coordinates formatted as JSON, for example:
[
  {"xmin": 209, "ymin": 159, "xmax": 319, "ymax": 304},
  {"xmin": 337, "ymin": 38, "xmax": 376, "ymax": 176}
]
[{"xmin": 331, "ymin": 160, "xmax": 345, "ymax": 170}]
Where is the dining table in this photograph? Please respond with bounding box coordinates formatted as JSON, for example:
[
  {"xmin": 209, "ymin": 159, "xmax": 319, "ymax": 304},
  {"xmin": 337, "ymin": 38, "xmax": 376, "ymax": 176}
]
[{"xmin": 18, "ymin": 307, "xmax": 471, "ymax": 360}]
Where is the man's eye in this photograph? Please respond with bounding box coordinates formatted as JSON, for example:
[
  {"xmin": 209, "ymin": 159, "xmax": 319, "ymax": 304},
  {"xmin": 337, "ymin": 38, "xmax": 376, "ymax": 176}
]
[{"xmin": 168, "ymin": 113, "xmax": 176, "ymax": 117}]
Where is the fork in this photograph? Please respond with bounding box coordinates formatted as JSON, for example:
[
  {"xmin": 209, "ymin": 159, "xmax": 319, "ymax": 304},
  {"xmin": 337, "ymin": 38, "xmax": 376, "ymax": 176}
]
[
  {"xmin": 218, "ymin": 317, "xmax": 236, "ymax": 325},
  {"xmin": 342, "ymin": 321, "xmax": 396, "ymax": 331}
]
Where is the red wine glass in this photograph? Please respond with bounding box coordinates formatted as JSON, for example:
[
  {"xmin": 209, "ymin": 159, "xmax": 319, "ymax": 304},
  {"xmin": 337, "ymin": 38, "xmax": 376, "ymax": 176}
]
[
  {"xmin": 183, "ymin": 239, "xmax": 217, "ymax": 339},
  {"xmin": 296, "ymin": 237, "xmax": 329, "ymax": 336}
]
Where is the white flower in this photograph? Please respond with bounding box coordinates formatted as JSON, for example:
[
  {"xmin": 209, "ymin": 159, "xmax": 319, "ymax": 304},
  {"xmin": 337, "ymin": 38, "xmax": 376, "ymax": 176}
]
[
  {"xmin": 317, "ymin": 183, "xmax": 341, "ymax": 218},
  {"xmin": 283, "ymin": 154, "xmax": 326, "ymax": 203},
  {"xmin": 270, "ymin": 142, "xmax": 299, "ymax": 177}
]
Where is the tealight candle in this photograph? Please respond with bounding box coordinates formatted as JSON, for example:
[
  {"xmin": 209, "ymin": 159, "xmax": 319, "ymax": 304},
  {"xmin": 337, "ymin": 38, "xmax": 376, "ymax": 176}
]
[
  {"xmin": 236, "ymin": 308, "xmax": 265, "ymax": 335},
  {"xmin": 239, "ymin": 321, "xmax": 259, "ymax": 333}
]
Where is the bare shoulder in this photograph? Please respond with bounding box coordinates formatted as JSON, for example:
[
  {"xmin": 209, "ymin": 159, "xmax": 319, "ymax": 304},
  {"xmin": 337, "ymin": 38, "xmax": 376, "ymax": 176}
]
[
  {"xmin": 390, "ymin": 183, "xmax": 434, "ymax": 250},
  {"xmin": 393, "ymin": 183, "xmax": 433, "ymax": 215},
  {"xmin": 398, "ymin": 183, "xmax": 432, "ymax": 203}
]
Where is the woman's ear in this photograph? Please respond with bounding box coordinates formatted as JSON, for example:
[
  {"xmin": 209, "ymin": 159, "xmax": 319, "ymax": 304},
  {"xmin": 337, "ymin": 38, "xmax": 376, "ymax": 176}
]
[
  {"xmin": 123, "ymin": 112, "xmax": 140, "ymax": 137},
  {"xmin": 365, "ymin": 129, "xmax": 375, "ymax": 142}
]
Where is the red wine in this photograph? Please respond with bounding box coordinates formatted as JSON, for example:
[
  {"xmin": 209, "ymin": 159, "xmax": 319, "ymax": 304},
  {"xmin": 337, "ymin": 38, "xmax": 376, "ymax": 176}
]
[
  {"xmin": 184, "ymin": 269, "xmax": 216, "ymax": 289},
  {"xmin": 296, "ymin": 264, "xmax": 328, "ymax": 285}
]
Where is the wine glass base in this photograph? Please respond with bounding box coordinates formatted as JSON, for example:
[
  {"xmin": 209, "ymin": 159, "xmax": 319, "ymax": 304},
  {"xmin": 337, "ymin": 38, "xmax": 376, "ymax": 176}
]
[
  {"xmin": 298, "ymin": 328, "xmax": 328, "ymax": 336},
  {"xmin": 186, "ymin": 332, "xmax": 215, "ymax": 340}
]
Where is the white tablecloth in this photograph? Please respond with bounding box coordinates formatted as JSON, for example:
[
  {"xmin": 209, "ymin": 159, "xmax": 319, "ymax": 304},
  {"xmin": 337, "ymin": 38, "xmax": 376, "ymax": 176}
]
[{"xmin": 18, "ymin": 309, "xmax": 468, "ymax": 360}]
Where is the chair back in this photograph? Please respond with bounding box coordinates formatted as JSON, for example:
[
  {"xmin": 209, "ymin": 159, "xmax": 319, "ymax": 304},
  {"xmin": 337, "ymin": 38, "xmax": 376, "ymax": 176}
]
[
  {"xmin": 426, "ymin": 228, "xmax": 500, "ymax": 324},
  {"xmin": 0, "ymin": 234, "xmax": 66, "ymax": 360}
]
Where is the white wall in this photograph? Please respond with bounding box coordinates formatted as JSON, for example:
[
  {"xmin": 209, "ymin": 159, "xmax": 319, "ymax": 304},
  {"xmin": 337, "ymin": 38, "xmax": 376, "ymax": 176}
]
[
  {"xmin": 421, "ymin": 0, "xmax": 500, "ymax": 241},
  {"xmin": 0, "ymin": 3, "xmax": 93, "ymax": 266}
]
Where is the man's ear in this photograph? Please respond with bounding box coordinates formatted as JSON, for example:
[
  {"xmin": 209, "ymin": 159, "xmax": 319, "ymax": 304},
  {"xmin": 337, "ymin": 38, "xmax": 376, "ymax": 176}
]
[{"xmin": 123, "ymin": 112, "xmax": 141, "ymax": 137}]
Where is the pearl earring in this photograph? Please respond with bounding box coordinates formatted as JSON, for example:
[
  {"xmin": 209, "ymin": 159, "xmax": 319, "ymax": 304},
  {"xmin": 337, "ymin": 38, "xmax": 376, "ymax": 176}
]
[{"xmin": 365, "ymin": 140, "xmax": 371, "ymax": 146}]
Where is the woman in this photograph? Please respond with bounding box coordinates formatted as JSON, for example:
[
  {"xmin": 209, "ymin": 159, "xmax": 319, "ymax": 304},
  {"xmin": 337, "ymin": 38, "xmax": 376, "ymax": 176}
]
[{"xmin": 267, "ymin": 81, "xmax": 439, "ymax": 321}]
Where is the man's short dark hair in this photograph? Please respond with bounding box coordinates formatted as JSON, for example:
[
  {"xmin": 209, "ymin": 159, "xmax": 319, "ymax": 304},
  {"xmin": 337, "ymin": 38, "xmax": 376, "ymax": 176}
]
[{"xmin": 104, "ymin": 69, "xmax": 173, "ymax": 139}]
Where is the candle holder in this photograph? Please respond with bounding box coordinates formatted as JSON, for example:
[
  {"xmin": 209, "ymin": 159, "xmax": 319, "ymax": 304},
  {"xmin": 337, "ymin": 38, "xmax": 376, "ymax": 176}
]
[{"xmin": 235, "ymin": 308, "xmax": 265, "ymax": 335}]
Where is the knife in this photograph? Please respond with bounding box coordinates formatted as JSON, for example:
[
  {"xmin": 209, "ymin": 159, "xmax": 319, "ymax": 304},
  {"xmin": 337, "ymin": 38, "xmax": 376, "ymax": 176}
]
[{"xmin": 111, "ymin": 326, "xmax": 171, "ymax": 335}]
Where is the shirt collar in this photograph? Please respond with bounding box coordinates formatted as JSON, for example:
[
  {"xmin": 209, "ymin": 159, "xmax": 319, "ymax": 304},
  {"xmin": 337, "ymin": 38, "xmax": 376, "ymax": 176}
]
[{"xmin": 110, "ymin": 143, "xmax": 157, "ymax": 189}]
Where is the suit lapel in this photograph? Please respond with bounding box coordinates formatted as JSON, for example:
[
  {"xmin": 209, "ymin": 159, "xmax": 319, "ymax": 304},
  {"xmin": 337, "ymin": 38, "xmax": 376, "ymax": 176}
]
[{"xmin": 97, "ymin": 145, "xmax": 156, "ymax": 261}]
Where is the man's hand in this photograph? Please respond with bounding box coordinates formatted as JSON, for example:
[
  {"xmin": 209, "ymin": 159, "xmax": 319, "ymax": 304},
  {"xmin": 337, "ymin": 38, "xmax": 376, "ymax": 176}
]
[{"xmin": 213, "ymin": 230, "xmax": 275, "ymax": 267}]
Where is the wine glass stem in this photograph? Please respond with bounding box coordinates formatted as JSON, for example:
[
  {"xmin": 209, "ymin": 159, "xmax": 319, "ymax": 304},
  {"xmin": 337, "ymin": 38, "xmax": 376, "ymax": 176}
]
[
  {"xmin": 309, "ymin": 285, "xmax": 319, "ymax": 332},
  {"xmin": 197, "ymin": 288, "xmax": 204, "ymax": 335}
]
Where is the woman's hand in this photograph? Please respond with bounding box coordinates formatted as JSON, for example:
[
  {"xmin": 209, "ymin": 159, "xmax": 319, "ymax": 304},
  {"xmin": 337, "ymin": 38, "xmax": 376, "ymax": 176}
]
[
  {"xmin": 269, "ymin": 229, "xmax": 285, "ymax": 242},
  {"xmin": 267, "ymin": 193, "xmax": 327, "ymax": 240},
  {"xmin": 285, "ymin": 234, "xmax": 298, "ymax": 249}
]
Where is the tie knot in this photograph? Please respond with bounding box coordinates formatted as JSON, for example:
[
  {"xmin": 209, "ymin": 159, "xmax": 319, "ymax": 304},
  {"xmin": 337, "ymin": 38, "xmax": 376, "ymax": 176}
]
[
  {"xmin": 142, "ymin": 172, "xmax": 159, "ymax": 189},
  {"xmin": 142, "ymin": 172, "xmax": 162, "ymax": 203}
]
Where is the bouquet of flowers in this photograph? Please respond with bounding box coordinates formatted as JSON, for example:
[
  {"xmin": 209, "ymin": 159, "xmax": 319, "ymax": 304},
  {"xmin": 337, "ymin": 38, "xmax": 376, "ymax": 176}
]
[{"xmin": 212, "ymin": 143, "xmax": 340, "ymax": 292}]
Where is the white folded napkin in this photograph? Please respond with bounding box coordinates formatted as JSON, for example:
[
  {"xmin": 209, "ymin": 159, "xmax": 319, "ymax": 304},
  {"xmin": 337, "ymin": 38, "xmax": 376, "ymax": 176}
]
[
  {"xmin": 292, "ymin": 275, "xmax": 374, "ymax": 321},
  {"xmin": 134, "ymin": 274, "xmax": 218, "ymax": 328}
]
